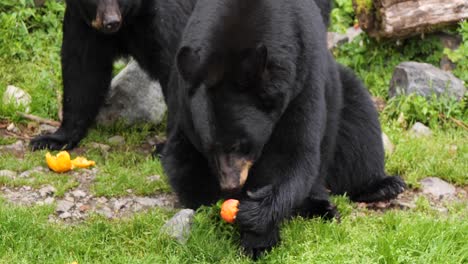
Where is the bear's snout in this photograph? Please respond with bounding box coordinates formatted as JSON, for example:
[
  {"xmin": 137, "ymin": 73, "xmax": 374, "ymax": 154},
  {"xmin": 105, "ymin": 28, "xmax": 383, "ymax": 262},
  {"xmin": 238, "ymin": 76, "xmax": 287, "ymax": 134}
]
[
  {"xmin": 92, "ymin": 0, "xmax": 122, "ymax": 34},
  {"xmin": 215, "ymin": 154, "xmax": 253, "ymax": 192}
]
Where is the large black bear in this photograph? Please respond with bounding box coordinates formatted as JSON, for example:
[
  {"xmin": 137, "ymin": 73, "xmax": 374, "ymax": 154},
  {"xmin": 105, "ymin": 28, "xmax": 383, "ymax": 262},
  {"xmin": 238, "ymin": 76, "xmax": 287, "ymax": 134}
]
[
  {"xmin": 30, "ymin": 0, "xmax": 196, "ymax": 150},
  {"xmin": 162, "ymin": 0, "xmax": 405, "ymax": 258}
]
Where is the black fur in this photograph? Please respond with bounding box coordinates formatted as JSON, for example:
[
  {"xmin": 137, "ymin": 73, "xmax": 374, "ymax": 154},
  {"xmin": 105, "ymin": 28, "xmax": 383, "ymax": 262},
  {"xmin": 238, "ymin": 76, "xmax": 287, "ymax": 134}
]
[
  {"xmin": 30, "ymin": 0, "xmax": 196, "ymax": 150},
  {"xmin": 163, "ymin": 0, "xmax": 405, "ymax": 259}
]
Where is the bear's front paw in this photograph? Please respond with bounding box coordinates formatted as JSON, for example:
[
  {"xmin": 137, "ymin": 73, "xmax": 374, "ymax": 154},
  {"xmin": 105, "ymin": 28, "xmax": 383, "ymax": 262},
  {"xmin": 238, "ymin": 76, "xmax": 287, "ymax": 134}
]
[
  {"xmin": 30, "ymin": 131, "xmax": 76, "ymax": 151},
  {"xmin": 240, "ymin": 228, "xmax": 280, "ymax": 260},
  {"xmin": 236, "ymin": 185, "xmax": 274, "ymax": 233}
]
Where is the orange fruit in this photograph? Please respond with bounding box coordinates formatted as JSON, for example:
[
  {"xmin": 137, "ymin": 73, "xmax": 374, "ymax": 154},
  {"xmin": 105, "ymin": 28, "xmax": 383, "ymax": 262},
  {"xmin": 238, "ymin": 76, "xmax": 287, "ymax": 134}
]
[
  {"xmin": 45, "ymin": 151, "xmax": 72, "ymax": 173},
  {"xmin": 220, "ymin": 199, "xmax": 240, "ymax": 224},
  {"xmin": 71, "ymin": 156, "xmax": 96, "ymax": 169}
]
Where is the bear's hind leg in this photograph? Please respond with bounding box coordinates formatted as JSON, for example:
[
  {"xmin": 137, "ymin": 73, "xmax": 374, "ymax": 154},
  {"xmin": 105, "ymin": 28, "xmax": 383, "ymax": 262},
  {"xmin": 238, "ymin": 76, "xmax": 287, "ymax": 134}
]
[{"xmin": 350, "ymin": 176, "xmax": 406, "ymax": 203}]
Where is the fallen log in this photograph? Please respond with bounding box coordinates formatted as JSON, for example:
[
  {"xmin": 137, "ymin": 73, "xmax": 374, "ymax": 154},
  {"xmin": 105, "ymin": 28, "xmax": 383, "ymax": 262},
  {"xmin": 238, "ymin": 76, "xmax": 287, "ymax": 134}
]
[{"xmin": 354, "ymin": 0, "xmax": 468, "ymax": 39}]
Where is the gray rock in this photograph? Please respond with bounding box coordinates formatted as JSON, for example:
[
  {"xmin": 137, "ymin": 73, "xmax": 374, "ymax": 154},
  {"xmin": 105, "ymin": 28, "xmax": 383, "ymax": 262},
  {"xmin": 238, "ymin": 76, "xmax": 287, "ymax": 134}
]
[
  {"xmin": 39, "ymin": 185, "xmax": 56, "ymax": 197},
  {"xmin": 44, "ymin": 197, "xmax": 55, "ymax": 205},
  {"xmin": 161, "ymin": 209, "xmax": 195, "ymax": 244},
  {"xmin": 96, "ymin": 60, "xmax": 167, "ymax": 125},
  {"xmin": 38, "ymin": 124, "xmax": 57, "ymax": 135},
  {"xmin": 56, "ymin": 200, "xmax": 74, "ymax": 213},
  {"xmin": 71, "ymin": 189, "xmax": 87, "ymax": 199},
  {"xmin": 112, "ymin": 199, "xmax": 127, "ymax": 211},
  {"xmin": 0, "ymin": 140, "xmax": 24, "ymax": 153},
  {"xmin": 59, "ymin": 212, "xmax": 72, "ymax": 220},
  {"xmin": 96, "ymin": 206, "xmax": 113, "ymax": 219},
  {"xmin": 420, "ymin": 177, "xmax": 456, "ymax": 198},
  {"xmin": 382, "ymin": 133, "xmax": 395, "ymax": 155},
  {"xmin": 136, "ymin": 197, "xmax": 161, "ymax": 207},
  {"xmin": 108, "ymin": 135, "xmax": 125, "ymax": 146},
  {"xmin": 19, "ymin": 166, "xmax": 45, "ymax": 178},
  {"xmin": 389, "ymin": 62, "xmax": 465, "ymax": 101},
  {"xmin": 90, "ymin": 142, "xmax": 111, "ymax": 152},
  {"xmin": 147, "ymin": 175, "xmax": 161, "ymax": 182},
  {"xmin": 0, "ymin": 170, "xmax": 17, "ymax": 179},
  {"xmin": 6, "ymin": 123, "xmax": 19, "ymax": 133},
  {"xmin": 410, "ymin": 122, "xmax": 432, "ymax": 138},
  {"xmin": 2, "ymin": 85, "xmax": 32, "ymax": 112}
]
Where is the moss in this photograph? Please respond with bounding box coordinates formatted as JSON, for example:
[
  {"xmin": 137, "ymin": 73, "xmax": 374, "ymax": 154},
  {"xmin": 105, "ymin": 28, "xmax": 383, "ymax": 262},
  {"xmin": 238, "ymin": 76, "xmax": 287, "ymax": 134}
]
[{"xmin": 354, "ymin": 0, "xmax": 373, "ymax": 14}]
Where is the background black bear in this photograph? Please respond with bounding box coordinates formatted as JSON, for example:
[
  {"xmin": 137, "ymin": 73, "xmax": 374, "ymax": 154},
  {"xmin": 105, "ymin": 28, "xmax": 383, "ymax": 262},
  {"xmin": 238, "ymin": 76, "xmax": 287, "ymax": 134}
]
[
  {"xmin": 163, "ymin": 0, "xmax": 405, "ymax": 258},
  {"xmin": 30, "ymin": 0, "xmax": 196, "ymax": 150}
]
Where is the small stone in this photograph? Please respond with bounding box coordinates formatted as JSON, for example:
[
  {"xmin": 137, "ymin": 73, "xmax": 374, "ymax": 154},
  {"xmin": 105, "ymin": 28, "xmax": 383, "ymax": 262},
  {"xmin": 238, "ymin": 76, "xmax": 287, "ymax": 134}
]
[
  {"xmin": 132, "ymin": 203, "xmax": 143, "ymax": 212},
  {"xmin": 382, "ymin": 133, "xmax": 395, "ymax": 155},
  {"xmin": 108, "ymin": 136, "xmax": 125, "ymax": 146},
  {"xmin": 90, "ymin": 142, "xmax": 111, "ymax": 152},
  {"xmin": 161, "ymin": 209, "xmax": 195, "ymax": 244},
  {"xmin": 112, "ymin": 200, "xmax": 127, "ymax": 211},
  {"xmin": 97, "ymin": 197, "xmax": 108, "ymax": 204},
  {"xmin": 136, "ymin": 197, "xmax": 160, "ymax": 207},
  {"xmin": 126, "ymin": 189, "xmax": 133, "ymax": 194},
  {"xmin": 18, "ymin": 166, "xmax": 45, "ymax": 178},
  {"xmin": 147, "ymin": 175, "xmax": 161, "ymax": 182},
  {"xmin": 38, "ymin": 124, "xmax": 57, "ymax": 135},
  {"xmin": 448, "ymin": 145, "xmax": 457, "ymax": 155},
  {"xmin": 44, "ymin": 197, "xmax": 55, "ymax": 205},
  {"xmin": 410, "ymin": 122, "xmax": 432, "ymax": 138},
  {"xmin": 71, "ymin": 190, "xmax": 87, "ymax": 199},
  {"xmin": 56, "ymin": 200, "xmax": 74, "ymax": 213},
  {"xmin": 2, "ymin": 85, "xmax": 32, "ymax": 112},
  {"xmin": 420, "ymin": 177, "xmax": 456, "ymax": 198},
  {"xmin": 0, "ymin": 140, "xmax": 25, "ymax": 156},
  {"xmin": 79, "ymin": 204, "xmax": 90, "ymax": 212},
  {"xmin": 39, "ymin": 185, "xmax": 56, "ymax": 197},
  {"xmin": 22, "ymin": 186, "xmax": 32, "ymax": 191},
  {"xmin": 64, "ymin": 195, "xmax": 75, "ymax": 202},
  {"xmin": 6, "ymin": 123, "xmax": 15, "ymax": 131},
  {"xmin": 97, "ymin": 207, "xmax": 113, "ymax": 219},
  {"xmin": 59, "ymin": 212, "xmax": 72, "ymax": 220},
  {"xmin": 0, "ymin": 170, "xmax": 17, "ymax": 179}
]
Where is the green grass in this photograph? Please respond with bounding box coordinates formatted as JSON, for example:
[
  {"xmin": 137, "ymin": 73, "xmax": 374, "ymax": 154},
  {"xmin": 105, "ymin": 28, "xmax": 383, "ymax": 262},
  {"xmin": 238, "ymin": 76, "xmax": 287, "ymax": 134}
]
[
  {"xmin": 384, "ymin": 124, "xmax": 468, "ymax": 186},
  {"xmin": 0, "ymin": 198, "xmax": 466, "ymax": 264}
]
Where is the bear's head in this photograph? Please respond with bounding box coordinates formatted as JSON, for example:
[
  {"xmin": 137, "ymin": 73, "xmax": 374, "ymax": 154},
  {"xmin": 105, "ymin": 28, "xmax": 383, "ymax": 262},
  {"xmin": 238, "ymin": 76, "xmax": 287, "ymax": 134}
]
[
  {"xmin": 70, "ymin": 0, "xmax": 142, "ymax": 34},
  {"xmin": 176, "ymin": 44, "xmax": 287, "ymax": 193}
]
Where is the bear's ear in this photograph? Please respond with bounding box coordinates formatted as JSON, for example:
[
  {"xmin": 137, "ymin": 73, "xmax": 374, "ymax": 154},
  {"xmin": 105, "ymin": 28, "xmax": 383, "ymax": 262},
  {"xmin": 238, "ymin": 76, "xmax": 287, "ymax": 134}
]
[
  {"xmin": 177, "ymin": 46, "xmax": 201, "ymax": 83},
  {"xmin": 241, "ymin": 43, "xmax": 268, "ymax": 82}
]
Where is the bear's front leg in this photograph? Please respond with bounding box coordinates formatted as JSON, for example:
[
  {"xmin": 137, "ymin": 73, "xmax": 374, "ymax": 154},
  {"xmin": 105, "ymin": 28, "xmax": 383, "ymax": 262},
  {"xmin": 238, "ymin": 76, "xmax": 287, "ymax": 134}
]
[
  {"xmin": 30, "ymin": 8, "xmax": 116, "ymax": 151},
  {"xmin": 162, "ymin": 130, "xmax": 221, "ymax": 209},
  {"xmin": 236, "ymin": 185, "xmax": 280, "ymax": 259},
  {"xmin": 235, "ymin": 150, "xmax": 336, "ymax": 259}
]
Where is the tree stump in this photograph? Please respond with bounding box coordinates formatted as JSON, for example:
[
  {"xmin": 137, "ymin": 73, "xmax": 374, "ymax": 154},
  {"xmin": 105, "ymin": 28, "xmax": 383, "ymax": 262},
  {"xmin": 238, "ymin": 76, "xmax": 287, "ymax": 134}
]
[{"xmin": 354, "ymin": 0, "xmax": 468, "ymax": 39}]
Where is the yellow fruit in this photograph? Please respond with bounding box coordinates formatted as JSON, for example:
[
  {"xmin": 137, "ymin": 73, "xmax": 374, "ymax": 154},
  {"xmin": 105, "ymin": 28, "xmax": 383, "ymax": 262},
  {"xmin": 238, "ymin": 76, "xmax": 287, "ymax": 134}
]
[
  {"xmin": 71, "ymin": 156, "xmax": 96, "ymax": 169},
  {"xmin": 220, "ymin": 199, "xmax": 240, "ymax": 224},
  {"xmin": 45, "ymin": 151, "xmax": 72, "ymax": 173}
]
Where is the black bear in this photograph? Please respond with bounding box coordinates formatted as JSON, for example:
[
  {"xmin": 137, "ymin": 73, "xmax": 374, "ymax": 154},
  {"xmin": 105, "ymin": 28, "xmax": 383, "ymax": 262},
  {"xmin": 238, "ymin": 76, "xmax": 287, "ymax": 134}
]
[
  {"xmin": 162, "ymin": 0, "xmax": 405, "ymax": 258},
  {"xmin": 30, "ymin": 0, "xmax": 197, "ymax": 150}
]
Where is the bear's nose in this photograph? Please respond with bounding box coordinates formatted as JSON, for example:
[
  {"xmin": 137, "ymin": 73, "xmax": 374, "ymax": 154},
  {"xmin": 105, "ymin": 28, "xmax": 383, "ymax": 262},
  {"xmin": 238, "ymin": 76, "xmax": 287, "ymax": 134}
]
[{"xmin": 103, "ymin": 18, "xmax": 121, "ymax": 33}]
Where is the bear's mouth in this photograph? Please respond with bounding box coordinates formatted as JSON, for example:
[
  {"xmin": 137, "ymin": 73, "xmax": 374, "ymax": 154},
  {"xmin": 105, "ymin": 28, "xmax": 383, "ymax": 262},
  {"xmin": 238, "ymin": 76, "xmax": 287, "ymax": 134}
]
[{"xmin": 214, "ymin": 154, "xmax": 253, "ymax": 192}]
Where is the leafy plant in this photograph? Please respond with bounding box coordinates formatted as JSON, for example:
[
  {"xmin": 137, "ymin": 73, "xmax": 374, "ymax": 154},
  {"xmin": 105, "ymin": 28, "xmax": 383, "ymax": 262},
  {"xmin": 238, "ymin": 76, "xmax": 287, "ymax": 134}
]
[
  {"xmin": 330, "ymin": 0, "xmax": 355, "ymax": 33},
  {"xmin": 444, "ymin": 21, "xmax": 468, "ymax": 84},
  {"xmin": 383, "ymin": 93, "xmax": 467, "ymax": 128}
]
